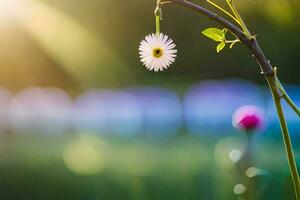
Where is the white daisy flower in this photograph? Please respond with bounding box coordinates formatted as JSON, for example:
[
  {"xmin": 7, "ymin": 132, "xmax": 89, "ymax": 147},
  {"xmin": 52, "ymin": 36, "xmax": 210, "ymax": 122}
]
[{"xmin": 139, "ymin": 33, "xmax": 177, "ymax": 72}]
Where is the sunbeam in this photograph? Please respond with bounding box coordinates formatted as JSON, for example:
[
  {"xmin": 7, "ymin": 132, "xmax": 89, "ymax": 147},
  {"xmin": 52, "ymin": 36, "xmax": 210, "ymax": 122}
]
[{"xmin": 14, "ymin": 0, "xmax": 134, "ymax": 87}]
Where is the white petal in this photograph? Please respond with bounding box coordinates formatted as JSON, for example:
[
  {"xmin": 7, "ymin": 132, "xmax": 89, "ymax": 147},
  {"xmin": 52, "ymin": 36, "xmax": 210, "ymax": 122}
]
[{"xmin": 138, "ymin": 33, "xmax": 177, "ymax": 72}]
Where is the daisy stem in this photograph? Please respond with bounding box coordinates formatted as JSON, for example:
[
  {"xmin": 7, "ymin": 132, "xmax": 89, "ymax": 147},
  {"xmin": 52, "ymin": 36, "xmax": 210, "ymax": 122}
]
[
  {"xmin": 166, "ymin": 0, "xmax": 300, "ymax": 198},
  {"xmin": 155, "ymin": 1, "xmax": 162, "ymax": 34},
  {"xmin": 156, "ymin": 14, "xmax": 161, "ymax": 33}
]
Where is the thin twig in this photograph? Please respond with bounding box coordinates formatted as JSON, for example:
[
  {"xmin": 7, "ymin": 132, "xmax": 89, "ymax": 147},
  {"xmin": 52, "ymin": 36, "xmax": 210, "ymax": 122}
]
[
  {"xmin": 206, "ymin": 0, "xmax": 241, "ymax": 26},
  {"xmin": 276, "ymin": 80, "xmax": 300, "ymax": 117},
  {"xmin": 225, "ymin": 0, "xmax": 251, "ymax": 37}
]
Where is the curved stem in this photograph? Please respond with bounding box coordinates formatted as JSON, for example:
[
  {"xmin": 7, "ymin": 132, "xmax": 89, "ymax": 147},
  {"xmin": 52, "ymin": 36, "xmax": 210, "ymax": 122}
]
[
  {"xmin": 171, "ymin": 0, "xmax": 248, "ymax": 40},
  {"xmin": 273, "ymin": 92, "xmax": 300, "ymax": 200},
  {"xmin": 167, "ymin": 0, "xmax": 300, "ymax": 198}
]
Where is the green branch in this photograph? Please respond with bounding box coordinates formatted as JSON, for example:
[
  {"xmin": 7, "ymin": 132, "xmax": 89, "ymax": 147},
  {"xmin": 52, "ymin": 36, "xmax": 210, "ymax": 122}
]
[
  {"xmin": 272, "ymin": 87, "xmax": 300, "ymax": 199},
  {"xmin": 164, "ymin": 0, "xmax": 300, "ymax": 198}
]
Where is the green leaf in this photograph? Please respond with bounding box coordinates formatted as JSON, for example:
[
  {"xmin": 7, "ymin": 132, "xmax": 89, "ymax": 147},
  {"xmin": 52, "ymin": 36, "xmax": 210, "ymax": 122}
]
[
  {"xmin": 217, "ymin": 42, "xmax": 226, "ymax": 53},
  {"xmin": 202, "ymin": 28, "xmax": 226, "ymax": 42}
]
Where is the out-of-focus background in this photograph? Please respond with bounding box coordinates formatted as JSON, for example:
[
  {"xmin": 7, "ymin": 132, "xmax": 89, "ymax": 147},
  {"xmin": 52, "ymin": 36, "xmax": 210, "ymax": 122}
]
[{"xmin": 0, "ymin": 0, "xmax": 299, "ymax": 199}]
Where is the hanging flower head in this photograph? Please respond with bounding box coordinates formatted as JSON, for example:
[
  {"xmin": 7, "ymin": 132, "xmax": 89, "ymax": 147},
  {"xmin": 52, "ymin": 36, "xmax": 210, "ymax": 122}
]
[
  {"xmin": 139, "ymin": 33, "xmax": 177, "ymax": 72},
  {"xmin": 232, "ymin": 105, "xmax": 264, "ymax": 132}
]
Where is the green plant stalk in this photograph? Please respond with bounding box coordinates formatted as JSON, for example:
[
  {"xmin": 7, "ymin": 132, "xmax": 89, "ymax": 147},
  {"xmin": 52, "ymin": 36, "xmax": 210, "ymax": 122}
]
[
  {"xmin": 276, "ymin": 79, "xmax": 300, "ymax": 117},
  {"xmin": 272, "ymin": 87, "xmax": 300, "ymax": 200},
  {"xmin": 156, "ymin": 14, "xmax": 161, "ymax": 33},
  {"xmin": 155, "ymin": 0, "xmax": 162, "ymax": 34},
  {"xmin": 250, "ymin": 41, "xmax": 300, "ymax": 199},
  {"xmin": 165, "ymin": 0, "xmax": 300, "ymax": 198}
]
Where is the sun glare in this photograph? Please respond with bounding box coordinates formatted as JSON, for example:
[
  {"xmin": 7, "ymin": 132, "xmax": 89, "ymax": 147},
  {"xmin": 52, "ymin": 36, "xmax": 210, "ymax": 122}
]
[{"xmin": 0, "ymin": 0, "xmax": 19, "ymax": 21}]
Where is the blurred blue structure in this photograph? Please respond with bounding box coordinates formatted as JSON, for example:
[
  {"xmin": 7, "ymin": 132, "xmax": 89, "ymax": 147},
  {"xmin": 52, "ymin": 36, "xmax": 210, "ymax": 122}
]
[
  {"xmin": 72, "ymin": 90, "xmax": 107, "ymax": 134},
  {"xmin": 184, "ymin": 79, "xmax": 266, "ymax": 136},
  {"xmin": 128, "ymin": 87, "xmax": 182, "ymax": 136},
  {"xmin": 0, "ymin": 88, "xmax": 12, "ymax": 133},
  {"xmin": 9, "ymin": 87, "xmax": 72, "ymax": 135},
  {"xmin": 73, "ymin": 90, "xmax": 142, "ymax": 136},
  {"xmin": 0, "ymin": 81, "xmax": 299, "ymax": 137}
]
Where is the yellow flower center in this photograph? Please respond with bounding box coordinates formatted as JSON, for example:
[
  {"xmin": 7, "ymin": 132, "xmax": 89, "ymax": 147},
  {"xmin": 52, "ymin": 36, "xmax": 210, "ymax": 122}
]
[{"xmin": 152, "ymin": 48, "xmax": 163, "ymax": 58}]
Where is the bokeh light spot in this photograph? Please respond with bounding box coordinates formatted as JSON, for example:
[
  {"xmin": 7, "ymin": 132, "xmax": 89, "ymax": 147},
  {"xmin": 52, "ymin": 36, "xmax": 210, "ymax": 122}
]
[
  {"xmin": 229, "ymin": 149, "xmax": 242, "ymax": 163},
  {"xmin": 233, "ymin": 184, "xmax": 246, "ymax": 195},
  {"xmin": 215, "ymin": 137, "xmax": 245, "ymax": 169},
  {"xmin": 245, "ymin": 167, "xmax": 263, "ymax": 178},
  {"xmin": 63, "ymin": 135, "xmax": 107, "ymax": 175}
]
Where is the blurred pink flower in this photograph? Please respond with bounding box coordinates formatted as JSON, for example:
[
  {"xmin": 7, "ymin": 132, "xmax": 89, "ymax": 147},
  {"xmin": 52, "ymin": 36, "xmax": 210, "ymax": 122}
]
[{"xmin": 232, "ymin": 105, "xmax": 264, "ymax": 132}]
